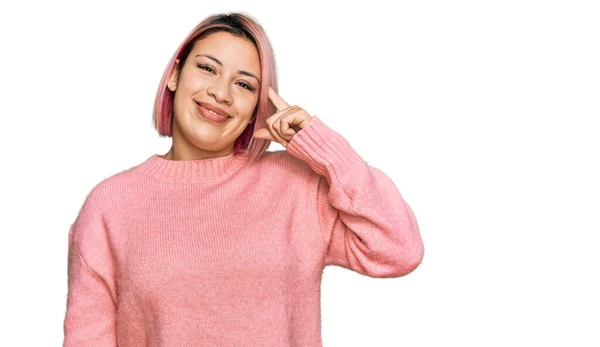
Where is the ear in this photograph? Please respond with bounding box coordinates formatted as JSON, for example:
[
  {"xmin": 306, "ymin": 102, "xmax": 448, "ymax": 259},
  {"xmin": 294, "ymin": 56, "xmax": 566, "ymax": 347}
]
[{"xmin": 167, "ymin": 59, "xmax": 180, "ymax": 92}]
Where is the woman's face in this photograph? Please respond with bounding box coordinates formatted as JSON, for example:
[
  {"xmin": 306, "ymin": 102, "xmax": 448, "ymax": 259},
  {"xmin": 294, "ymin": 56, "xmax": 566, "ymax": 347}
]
[{"xmin": 167, "ymin": 31, "xmax": 261, "ymax": 156}]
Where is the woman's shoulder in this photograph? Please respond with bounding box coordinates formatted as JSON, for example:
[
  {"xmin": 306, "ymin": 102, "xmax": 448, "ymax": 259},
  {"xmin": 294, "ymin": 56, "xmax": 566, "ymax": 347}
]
[
  {"xmin": 259, "ymin": 149, "xmax": 316, "ymax": 178},
  {"xmin": 248, "ymin": 150, "xmax": 321, "ymax": 191},
  {"xmin": 78, "ymin": 158, "xmax": 149, "ymax": 209}
]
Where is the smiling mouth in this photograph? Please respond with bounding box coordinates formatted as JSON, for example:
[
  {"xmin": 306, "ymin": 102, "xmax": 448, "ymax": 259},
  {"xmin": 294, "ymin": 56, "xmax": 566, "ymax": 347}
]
[
  {"xmin": 194, "ymin": 101, "xmax": 232, "ymax": 119},
  {"xmin": 195, "ymin": 103, "xmax": 232, "ymax": 124}
]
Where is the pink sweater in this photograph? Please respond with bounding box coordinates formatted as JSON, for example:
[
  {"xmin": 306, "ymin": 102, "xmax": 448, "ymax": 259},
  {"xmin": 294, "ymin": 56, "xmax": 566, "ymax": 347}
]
[{"xmin": 63, "ymin": 116, "xmax": 424, "ymax": 346}]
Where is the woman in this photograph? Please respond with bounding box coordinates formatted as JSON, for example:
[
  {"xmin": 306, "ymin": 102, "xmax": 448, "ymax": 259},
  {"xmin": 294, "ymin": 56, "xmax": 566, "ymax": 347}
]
[{"xmin": 63, "ymin": 12, "xmax": 424, "ymax": 346}]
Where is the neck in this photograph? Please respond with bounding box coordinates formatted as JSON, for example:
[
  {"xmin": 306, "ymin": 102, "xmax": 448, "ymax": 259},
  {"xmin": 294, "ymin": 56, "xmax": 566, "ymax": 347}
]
[{"xmin": 163, "ymin": 119, "xmax": 234, "ymax": 161}]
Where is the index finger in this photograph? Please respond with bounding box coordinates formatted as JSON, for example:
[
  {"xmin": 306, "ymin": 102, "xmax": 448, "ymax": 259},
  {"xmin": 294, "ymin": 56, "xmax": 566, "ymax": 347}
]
[{"xmin": 268, "ymin": 86, "xmax": 290, "ymax": 112}]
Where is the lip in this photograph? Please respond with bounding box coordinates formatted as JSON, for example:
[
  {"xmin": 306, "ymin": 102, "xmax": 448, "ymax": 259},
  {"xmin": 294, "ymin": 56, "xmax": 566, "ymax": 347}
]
[
  {"xmin": 195, "ymin": 101, "xmax": 231, "ymax": 118},
  {"xmin": 195, "ymin": 102, "xmax": 231, "ymax": 124}
]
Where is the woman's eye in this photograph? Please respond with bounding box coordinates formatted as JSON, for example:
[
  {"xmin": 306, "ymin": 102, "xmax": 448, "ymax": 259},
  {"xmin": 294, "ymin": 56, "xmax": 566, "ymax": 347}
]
[
  {"xmin": 198, "ymin": 64, "xmax": 254, "ymax": 91},
  {"xmin": 198, "ymin": 64, "xmax": 214, "ymax": 73},
  {"xmin": 238, "ymin": 82, "xmax": 254, "ymax": 91}
]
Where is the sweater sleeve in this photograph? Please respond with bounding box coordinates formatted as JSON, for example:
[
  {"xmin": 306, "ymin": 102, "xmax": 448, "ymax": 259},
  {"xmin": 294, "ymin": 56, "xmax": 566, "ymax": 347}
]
[
  {"xmin": 63, "ymin": 188, "xmax": 118, "ymax": 346},
  {"xmin": 286, "ymin": 116, "xmax": 424, "ymax": 278}
]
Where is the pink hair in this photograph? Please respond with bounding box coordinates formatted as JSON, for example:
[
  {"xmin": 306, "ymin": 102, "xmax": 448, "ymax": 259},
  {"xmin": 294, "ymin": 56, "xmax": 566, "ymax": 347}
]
[{"xmin": 152, "ymin": 12, "xmax": 278, "ymax": 164}]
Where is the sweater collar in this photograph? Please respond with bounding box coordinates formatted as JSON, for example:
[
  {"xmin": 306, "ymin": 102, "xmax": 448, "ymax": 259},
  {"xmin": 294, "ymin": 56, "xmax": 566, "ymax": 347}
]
[{"xmin": 136, "ymin": 151, "xmax": 251, "ymax": 184}]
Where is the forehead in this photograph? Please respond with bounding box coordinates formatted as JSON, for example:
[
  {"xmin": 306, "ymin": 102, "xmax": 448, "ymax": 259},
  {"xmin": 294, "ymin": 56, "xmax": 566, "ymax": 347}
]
[{"xmin": 191, "ymin": 32, "xmax": 260, "ymax": 66}]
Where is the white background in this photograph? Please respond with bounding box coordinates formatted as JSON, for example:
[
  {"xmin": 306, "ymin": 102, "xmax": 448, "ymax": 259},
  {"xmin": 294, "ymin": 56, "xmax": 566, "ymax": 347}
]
[{"xmin": 1, "ymin": 0, "xmax": 598, "ymax": 346}]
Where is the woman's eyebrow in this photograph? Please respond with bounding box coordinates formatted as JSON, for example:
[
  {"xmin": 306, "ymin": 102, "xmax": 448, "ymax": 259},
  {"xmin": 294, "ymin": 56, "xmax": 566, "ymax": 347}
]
[{"xmin": 195, "ymin": 54, "xmax": 261, "ymax": 83}]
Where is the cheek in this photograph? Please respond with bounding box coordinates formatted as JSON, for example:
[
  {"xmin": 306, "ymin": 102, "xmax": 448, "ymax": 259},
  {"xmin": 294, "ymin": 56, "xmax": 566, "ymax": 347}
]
[
  {"xmin": 239, "ymin": 96, "xmax": 259, "ymax": 117},
  {"xmin": 182, "ymin": 75, "xmax": 208, "ymax": 91}
]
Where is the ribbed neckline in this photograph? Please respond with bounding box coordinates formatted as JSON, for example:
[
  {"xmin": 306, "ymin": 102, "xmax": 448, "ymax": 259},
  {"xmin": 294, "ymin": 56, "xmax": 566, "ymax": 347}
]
[{"xmin": 136, "ymin": 151, "xmax": 251, "ymax": 184}]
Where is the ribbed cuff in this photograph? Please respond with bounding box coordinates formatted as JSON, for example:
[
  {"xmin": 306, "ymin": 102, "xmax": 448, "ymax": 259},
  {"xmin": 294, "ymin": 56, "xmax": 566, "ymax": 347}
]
[{"xmin": 286, "ymin": 116, "xmax": 368, "ymax": 181}]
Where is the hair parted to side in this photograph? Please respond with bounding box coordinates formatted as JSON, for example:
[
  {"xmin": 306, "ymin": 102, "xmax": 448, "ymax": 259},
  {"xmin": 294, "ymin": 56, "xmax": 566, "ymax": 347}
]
[{"xmin": 152, "ymin": 12, "xmax": 278, "ymax": 164}]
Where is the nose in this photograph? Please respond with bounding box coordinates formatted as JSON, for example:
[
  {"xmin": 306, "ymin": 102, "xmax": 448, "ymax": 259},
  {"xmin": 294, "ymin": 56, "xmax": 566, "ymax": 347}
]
[{"xmin": 206, "ymin": 78, "xmax": 232, "ymax": 104}]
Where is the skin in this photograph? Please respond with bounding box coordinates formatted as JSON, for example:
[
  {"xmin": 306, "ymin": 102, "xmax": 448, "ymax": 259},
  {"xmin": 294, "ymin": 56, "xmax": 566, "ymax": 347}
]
[
  {"xmin": 162, "ymin": 31, "xmax": 312, "ymax": 161},
  {"xmin": 253, "ymin": 87, "xmax": 312, "ymax": 147}
]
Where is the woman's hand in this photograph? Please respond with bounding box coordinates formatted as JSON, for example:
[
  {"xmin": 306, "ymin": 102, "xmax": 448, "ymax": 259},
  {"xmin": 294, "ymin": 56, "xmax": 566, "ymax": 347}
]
[{"xmin": 252, "ymin": 86, "xmax": 312, "ymax": 147}]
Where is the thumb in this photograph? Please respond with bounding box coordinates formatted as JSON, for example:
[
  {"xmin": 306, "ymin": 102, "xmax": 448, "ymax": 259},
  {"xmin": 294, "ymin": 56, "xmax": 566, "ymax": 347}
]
[{"xmin": 253, "ymin": 128, "xmax": 274, "ymax": 141}]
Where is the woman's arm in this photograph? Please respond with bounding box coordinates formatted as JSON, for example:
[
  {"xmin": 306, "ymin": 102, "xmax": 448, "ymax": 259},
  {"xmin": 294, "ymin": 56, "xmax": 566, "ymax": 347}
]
[
  {"xmin": 63, "ymin": 190, "xmax": 118, "ymax": 346},
  {"xmin": 287, "ymin": 116, "xmax": 424, "ymax": 277}
]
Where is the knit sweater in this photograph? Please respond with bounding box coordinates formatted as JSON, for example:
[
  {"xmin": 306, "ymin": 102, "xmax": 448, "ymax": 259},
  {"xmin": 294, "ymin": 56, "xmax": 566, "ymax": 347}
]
[{"xmin": 62, "ymin": 115, "xmax": 424, "ymax": 347}]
